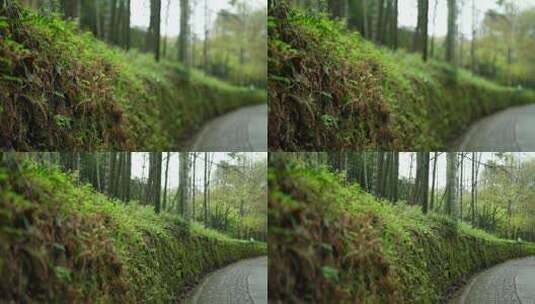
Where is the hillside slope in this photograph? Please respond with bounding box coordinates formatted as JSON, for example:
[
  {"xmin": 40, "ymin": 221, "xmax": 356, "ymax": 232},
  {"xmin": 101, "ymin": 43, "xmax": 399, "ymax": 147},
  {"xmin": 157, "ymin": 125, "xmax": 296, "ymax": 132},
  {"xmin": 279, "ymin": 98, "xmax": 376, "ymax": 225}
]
[
  {"xmin": 268, "ymin": 158, "xmax": 535, "ymax": 303},
  {"xmin": 0, "ymin": 1, "xmax": 265, "ymax": 150},
  {"xmin": 0, "ymin": 158, "xmax": 266, "ymax": 303},
  {"xmin": 268, "ymin": 2, "xmax": 535, "ymax": 150}
]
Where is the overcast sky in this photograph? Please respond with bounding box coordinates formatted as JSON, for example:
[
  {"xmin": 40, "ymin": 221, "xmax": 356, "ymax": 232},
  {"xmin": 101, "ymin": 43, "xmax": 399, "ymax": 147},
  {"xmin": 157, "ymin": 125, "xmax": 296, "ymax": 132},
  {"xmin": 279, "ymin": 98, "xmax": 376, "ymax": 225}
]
[
  {"xmin": 399, "ymin": 0, "xmax": 535, "ymax": 38},
  {"xmin": 398, "ymin": 152, "xmax": 535, "ymax": 189},
  {"xmin": 130, "ymin": 152, "xmax": 267, "ymax": 191},
  {"xmin": 130, "ymin": 0, "xmax": 266, "ymax": 38}
]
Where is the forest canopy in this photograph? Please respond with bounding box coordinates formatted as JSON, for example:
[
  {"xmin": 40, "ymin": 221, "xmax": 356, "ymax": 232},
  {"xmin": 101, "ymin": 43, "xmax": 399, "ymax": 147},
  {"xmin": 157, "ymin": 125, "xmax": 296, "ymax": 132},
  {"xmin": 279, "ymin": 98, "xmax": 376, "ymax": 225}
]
[
  {"xmin": 18, "ymin": 0, "xmax": 267, "ymax": 87},
  {"xmin": 3, "ymin": 152, "xmax": 268, "ymax": 241},
  {"xmin": 287, "ymin": 0, "xmax": 535, "ymax": 87},
  {"xmin": 285, "ymin": 152, "xmax": 535, "ymax": 241}
]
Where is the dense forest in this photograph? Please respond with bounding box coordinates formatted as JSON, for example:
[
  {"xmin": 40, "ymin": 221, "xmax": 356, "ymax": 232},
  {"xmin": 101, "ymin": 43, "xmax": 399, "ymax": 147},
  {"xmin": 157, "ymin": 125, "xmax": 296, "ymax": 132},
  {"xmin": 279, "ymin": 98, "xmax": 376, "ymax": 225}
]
[
  {"xmin": 0, "ymin": 152, "xmax": 267, "ymax": 302},
  {"xmin": 285, "ymin": 152, "xmax": 535, "ymax": 240},
  {"xmin": 269, "ymin": 152, "xmax": 535, "ymax": 302},
  {"xmin": 17, "ymin": 0, "xmax": 266, "ymax": 86},
  {"xmin": 268, "ymin": 0, "xmax": 535, "ymax": 150},
  {"xmin": 7, "ymin": 152, "xmax": 268, "ymax": 240},
  {"xmin": 0, "ymin": 0, "xmax": 266, "ymax": 149}
]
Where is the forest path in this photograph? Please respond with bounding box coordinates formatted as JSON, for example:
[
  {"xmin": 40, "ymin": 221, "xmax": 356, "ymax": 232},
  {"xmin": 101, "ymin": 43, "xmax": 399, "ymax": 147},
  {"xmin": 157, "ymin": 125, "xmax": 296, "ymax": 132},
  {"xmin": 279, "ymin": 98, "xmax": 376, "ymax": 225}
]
[
  {"xmin": 191, "ymin": 104, "xmax": 267, "ymax": 152},
  {"xmin": 187, "ymin": 256, "xmax": 267, "ymax": 304},
  {"xmin": 452, "ymin": 256, "xmax": 535, "ymax": 304},
  {"xmin": 455, "ymin": 104, "xmax": 535, "ymax": 151}
]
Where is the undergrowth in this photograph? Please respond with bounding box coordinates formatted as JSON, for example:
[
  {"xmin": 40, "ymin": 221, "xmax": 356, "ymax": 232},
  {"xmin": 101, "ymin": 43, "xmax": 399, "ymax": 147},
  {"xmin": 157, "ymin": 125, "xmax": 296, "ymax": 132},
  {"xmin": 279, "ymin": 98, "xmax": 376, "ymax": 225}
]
[
  {"xmin": 268, "ymin": 158, "xmax": 535, "ymax": 303},
  {"xmin": 268, "ymin": 2, "xmax": 535, "ymax": 150},
  {"xmin": 0, "ymin": 1, "xmax": 265, "ymax": 150},
  {"xmin": 0, "ymin": 159, "xmax": 266, "ymax": 303}
]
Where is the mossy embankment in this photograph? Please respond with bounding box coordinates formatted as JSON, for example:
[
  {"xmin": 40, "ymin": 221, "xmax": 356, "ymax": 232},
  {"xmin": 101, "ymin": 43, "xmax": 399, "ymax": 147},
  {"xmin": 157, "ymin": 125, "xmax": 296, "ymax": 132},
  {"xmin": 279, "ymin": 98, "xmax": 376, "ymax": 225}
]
[
  {"xmin": 268, "ymin": 2, "xmax": 535, "ymax": 150},
  {"xmin": 0, "ymin": 1, "xmax": 265, "ymax": 150},
  {"xmin": 0, "ymin": 160, "xmax": 266, "ymax": 303},
  {"xmin": 268, "ymin": 158, "xmax": 535, "ymax": 303}
]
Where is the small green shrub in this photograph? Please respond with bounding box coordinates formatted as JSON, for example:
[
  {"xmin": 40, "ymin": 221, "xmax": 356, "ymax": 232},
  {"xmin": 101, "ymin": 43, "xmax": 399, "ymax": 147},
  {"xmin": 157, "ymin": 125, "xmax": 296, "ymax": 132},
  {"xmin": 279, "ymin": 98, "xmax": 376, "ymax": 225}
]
[{"xmin": 268, "ymin": 158, "xmax": 535, "ymax": 303}]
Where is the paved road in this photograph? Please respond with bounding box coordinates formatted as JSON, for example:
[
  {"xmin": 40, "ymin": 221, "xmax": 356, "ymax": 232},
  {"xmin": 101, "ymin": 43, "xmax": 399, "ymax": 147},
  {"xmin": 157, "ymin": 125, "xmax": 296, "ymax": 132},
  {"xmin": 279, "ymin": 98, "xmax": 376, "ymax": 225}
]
[
  {"xmin": 187, "ymin": 256, "xmax": 267, "ymax": 304},
  {"xmin": 454, "ymin": 256, "xmax": 535, "ymax": 304},
  {"xmin": 456, "ymin": 104, "xmax": 535, "ymax": 151},
  {"xmin": 192, "ymin": 104, "xmax": 267, "ymax": 152}
]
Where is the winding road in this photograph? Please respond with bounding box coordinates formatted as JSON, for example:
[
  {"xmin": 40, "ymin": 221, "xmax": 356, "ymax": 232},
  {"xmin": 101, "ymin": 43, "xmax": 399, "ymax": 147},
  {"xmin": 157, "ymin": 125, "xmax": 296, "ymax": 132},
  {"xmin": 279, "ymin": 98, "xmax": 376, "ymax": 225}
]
[
  {"xmin": 455, "ymin": 104, "xmax": 535, "ymax": 151},
  {"xmin": 192, "ymin": 104, "xmax": 267, "ymax": 152},
  {"xmin": 454, "ymin": 256, "xmax": 535, "ymax": 304},
  {"xmin": 187, "ymin": 256, "xmax": 268, "ymax": 304}
]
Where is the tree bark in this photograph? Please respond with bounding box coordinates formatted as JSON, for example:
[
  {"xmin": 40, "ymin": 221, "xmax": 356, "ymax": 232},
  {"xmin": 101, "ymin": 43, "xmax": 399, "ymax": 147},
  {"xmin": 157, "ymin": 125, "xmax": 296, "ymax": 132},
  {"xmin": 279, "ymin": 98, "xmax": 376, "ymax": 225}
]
[
  {"xmin": 147, "ymin": 0, "xmax": 162, "ymax": 61},
  {"xmin": 163, "ymin": 152, "xmax": 170, "ymax": 211},
  {"xmin": 446, "ymin": 0, "xmax": 457, "ymax": 64},
  {"xmin": 413, "ymin": 0, "xmax": 429, "ymax": 61}
]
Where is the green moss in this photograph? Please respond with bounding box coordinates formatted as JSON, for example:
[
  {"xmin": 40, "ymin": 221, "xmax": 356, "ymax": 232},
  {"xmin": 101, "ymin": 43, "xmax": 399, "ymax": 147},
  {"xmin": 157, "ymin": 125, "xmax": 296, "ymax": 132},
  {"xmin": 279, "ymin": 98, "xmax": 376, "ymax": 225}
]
[
  {"xmin": 268, "ymin": 158, "xmax": 535, "ymax": 303},
  {"xmin": 0, "ymin": 160, "xmax": 266, "ymax": 303},
  {"xmin": 268, "ymin": 2, "xmax": 535, "ymax": 150},
  {"xmin": 0, "ymin": 1, "xmax": 265, "ymax": 150}
]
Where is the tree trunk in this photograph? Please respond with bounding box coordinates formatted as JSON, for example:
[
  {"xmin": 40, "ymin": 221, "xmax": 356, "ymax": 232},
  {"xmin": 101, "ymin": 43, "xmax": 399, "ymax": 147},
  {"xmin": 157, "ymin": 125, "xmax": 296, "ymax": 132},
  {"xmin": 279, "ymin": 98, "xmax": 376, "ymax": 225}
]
[
  {"xmin": 126, "ymin": 0, "xmax": 131, "ymax": 50},
  {"xmin": 376, "ymin": 0, "xmax": 385, "ymax": 43},
  {"xmin": 203, "ymin": 0, "xmax": 209, "ymax": 70},
  {"xmin": 178, "ymin": 0, "xmax": 190, "ymax": 66},
  {"xmin": 204, "ymin": 152, "xmax": 208, "ymax": 225},
  {"xmin": 192, "ymin": 153, "xmax": 197, "ymax": 220},
  {"xmin": 147, "ymin": 0, "xmax": 162, "ymax": 61},
  {"xmin": 179, "ymin": 152, "xmax": 190, "ymax": 219},
  {"xmin": 459, "ymin": 153, "xmax": 464, "ymax": 221},
  {"xmin": 163, "ymin": 152, "xmax": 170, "ymax": 211},
  {"xmin": 470, "ymin": 0, "xmax": 476, "ymax": 71},
  {"xmin": 391, "ymin": 0, "xmax": 398, "ymax": 49},
  {"xmin": 376, "ymin": 152, "xmax": 385, "ymax": 198},
  {"xmin": 109, "ymin": 152, "xmax": 117, "ymax": 197},
  {"xmin": 413, "ymin": 0, "xmax": 429, "ymax": 61},
  {"xmin": 430, "ymin": 152, "xmax": 438, "ymax": 211},
  {"xmin": 446, "ymin": 0, "xmax": 457, "ymax": 64},
  {"xmin": 149, "ymin": 152, "xmax": 162, "ymax": 213},
  {"xmin": 110, "ymin": 0, "xmax": 118, "ymax": 43},
  {"xmin": 445, "ymin": 152, "xmax": 458, "ymax": 218},
  {"xmin": 125, "ymin": 152, "xmax": 131, "ymax": 202},
  {"xmin": 327, "ymin": 0, "xmax": 347, "ymax": 20},
  {"xmin": 413, "ymin": 152, "xmax": 430, "ymax": 213}
]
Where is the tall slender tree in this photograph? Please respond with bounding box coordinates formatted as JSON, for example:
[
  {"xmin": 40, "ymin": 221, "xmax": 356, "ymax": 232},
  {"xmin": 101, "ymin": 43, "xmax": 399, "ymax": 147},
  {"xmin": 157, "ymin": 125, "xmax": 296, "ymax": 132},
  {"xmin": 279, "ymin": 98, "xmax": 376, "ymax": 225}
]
[
  {"xmin": 124, "ymin": 152, "xmax": 131, "ymax": 202},
  {"xmin": 147, "ymin": 152, "xmax": 163, "ymax": 213},
  {"xmin": 446, "ymin": 0, "xmax": 457, "ymax": 63},
  {"xmin": 178, "ymin": 0, "xmax": 190, "ymax": 66},
  {"xmin": 163, "ymin": 152, "xmax": 170, "ymax": 211},
  {"xmin": 445, "ymin": 152, "xmax": 458, "ymax": 218},
  {"xmin": 204, "ymin": 152, "xmax": 209, "ymax": 225},
  {"xmin": 413, "ymin": 0, "xmax": 429, "ymax": 61},
  {"xmin": 125, "ymin": 0, "xmax": 131, "ymax": 50},
  {"xmin": 192, "ymin": 153, "xmax": 197, "ymax": 220},
  {"xmin": 412, "ymin": 152, "xmax": 430, "ymax": 213},
  {"xmin": 376, "ymin": 0, "xmax": 385, "ymax": 43},
  {"xmin": 147, "ymin": 0, "xmax": 162, "ymax": 61},
  {"xmin": 430, "ymin": 152, "xmax": 438, "ymax": 211},
  {"xmin": 179, "ymin": 152, "xmax": 190, "ymax": 219},
  {"xmin": 470, "ymin": 0, "xmax": 477, "ymax": 71},
  {"xmin": 375, "ymin": 152, "xmax": 386, "ymax": 198}
]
